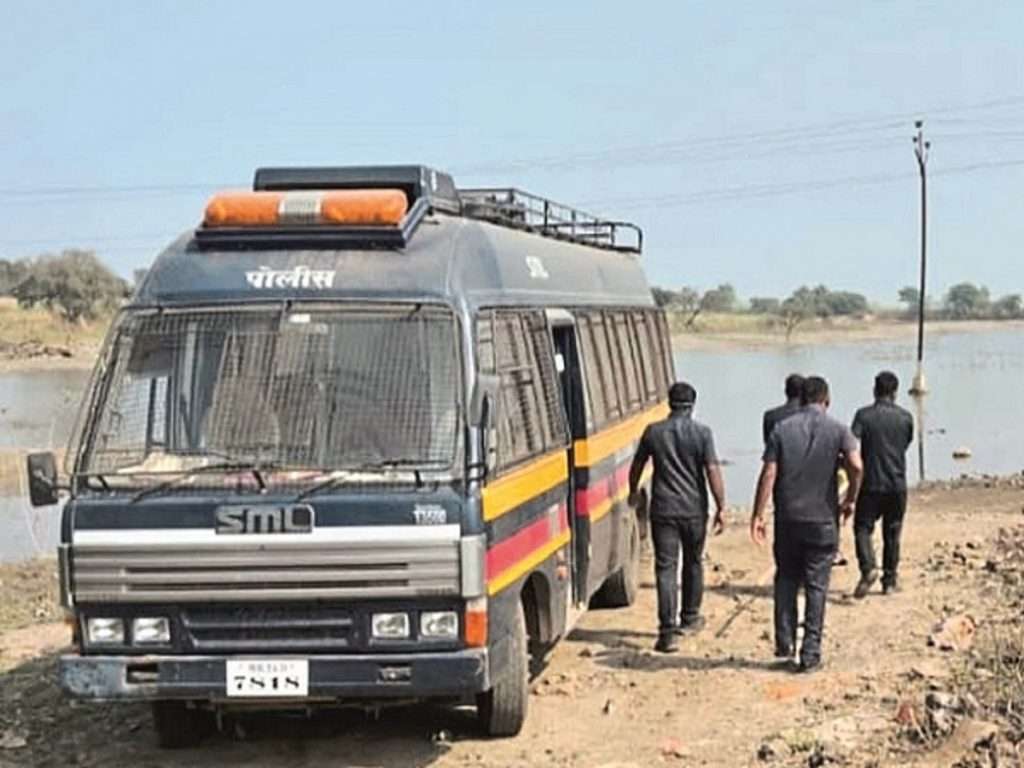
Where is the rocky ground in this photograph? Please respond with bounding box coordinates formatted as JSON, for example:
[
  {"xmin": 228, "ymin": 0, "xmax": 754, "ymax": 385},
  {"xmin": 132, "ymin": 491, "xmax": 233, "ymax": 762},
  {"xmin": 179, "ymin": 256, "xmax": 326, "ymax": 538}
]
[{"xmin": 0, "ymin": 478, "xmax": 1022, "ymax": 767}]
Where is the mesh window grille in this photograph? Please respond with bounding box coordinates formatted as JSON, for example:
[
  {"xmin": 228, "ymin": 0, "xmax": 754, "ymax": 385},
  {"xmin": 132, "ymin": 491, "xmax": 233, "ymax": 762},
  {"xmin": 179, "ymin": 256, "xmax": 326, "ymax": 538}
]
[
  {"xmin": 476, "ymin": 309, "xmax": 567, "ymax": 472},
  {"xmin": 574, "ymin": 309, "xmax": 668, "ymax": 429},
  {"xmin": 74, "ymin": 305, "xmax": 460, "ymax": 476}
]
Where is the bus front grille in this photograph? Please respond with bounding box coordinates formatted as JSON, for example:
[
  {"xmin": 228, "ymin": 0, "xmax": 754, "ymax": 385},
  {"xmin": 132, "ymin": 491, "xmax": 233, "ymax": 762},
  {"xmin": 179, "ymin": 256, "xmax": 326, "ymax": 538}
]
[{"xmin": 70, "ymin": 537, "xmax": 461, "ymax": 603}]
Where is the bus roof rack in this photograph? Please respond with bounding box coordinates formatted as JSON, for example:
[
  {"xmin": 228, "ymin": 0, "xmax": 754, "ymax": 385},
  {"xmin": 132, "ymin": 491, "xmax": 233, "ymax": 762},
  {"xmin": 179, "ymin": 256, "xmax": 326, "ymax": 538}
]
[
  {"xmin": 194, "ymin": 165, "xmax": 642, "ymax": 254},
  {"xmin": 458, "ymin": 188, "xmax": 643, "ymax": 254}
]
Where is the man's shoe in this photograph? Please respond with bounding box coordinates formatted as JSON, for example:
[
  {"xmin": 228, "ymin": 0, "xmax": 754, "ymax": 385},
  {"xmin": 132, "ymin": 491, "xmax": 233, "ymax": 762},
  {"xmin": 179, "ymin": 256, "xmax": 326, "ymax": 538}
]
[
  {"xmin": 654, "ymin": 633, "xmax": 679, "ymax": 653},
  {"xmin": 676, "ymin": 616, "xmax": 706, "ymax": 636},
  {"xmin": 798, "ymin": 658, "xmax": 822, "ymax": 674},
  {"xmin": 853, "ymin": 569, "xmax": 880, "ymax": 599},
  {"xmin": 774, "ymin": 645, "xmax": 794, "ymax": 660},
  {"xmin": 882, "ymin": 579, "xmax": 902, "ymax": 595},
  {"xmin": 832, "ymin": 551, "xmax": 849, "ymax": 567}
]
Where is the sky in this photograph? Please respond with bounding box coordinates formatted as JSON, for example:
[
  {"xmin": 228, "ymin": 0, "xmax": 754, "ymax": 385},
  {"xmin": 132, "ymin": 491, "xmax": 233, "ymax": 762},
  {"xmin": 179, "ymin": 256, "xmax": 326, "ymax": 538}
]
[{"xmin": 1, "ymin": 1, "xmax": 1023, "ymax": 303}]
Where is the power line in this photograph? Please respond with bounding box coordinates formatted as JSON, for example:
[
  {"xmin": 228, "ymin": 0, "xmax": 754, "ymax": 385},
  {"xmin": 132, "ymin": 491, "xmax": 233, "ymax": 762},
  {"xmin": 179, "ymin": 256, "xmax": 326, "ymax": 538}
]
[
  {"xmin": 582, "ymin": 157, "xmax": 1024, "ymax": 210},
  {"xmin": 2, "ymin": 95, "xmax": 1021, "ymax": 199}
]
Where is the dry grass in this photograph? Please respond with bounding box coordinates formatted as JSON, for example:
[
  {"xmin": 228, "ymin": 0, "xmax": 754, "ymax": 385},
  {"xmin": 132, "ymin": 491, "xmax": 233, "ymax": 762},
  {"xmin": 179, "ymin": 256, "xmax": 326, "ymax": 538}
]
[
  {"xmin": 0, "ymin": 297, "xmax": 111, "ymax": 349},
  {"xmin": 0, "ymin": 558, "xmax": 61, "ymax": 633},
  {"xmin": 666, "ymin": 310, "xmax": 878, "ymax": 336}
]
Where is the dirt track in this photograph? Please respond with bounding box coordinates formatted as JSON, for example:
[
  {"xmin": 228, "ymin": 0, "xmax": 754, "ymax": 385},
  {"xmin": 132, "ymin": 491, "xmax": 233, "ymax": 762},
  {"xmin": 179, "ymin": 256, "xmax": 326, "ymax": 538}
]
[{"xmin": 1, "ymin": 480, "xmax": 1022, "ymax": 767}]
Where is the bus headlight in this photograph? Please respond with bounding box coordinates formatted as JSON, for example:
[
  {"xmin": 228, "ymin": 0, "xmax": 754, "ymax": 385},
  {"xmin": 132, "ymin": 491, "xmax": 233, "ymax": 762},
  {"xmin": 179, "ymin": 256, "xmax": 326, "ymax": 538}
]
[
  {"xmin": 86, "ymin": 617, "xmax": 124, "ymax": 645},
  {"xmin": 132, "ymin": 617, "xmax": 171, "ymax": 645},
  {"xmin": 371, "ymin": 613, "xmax": 410, "ymax": 639},
  {"xmin": 420, "ymin": 611, "xmax": 458, "ymax": 639}
]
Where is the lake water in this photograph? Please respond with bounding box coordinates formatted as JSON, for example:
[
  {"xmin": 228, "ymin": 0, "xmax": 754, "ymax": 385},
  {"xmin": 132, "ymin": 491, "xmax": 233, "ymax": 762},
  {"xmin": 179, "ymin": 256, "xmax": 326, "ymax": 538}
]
[
  {"xmin": 0, "ymin": 327, "xmax": 1021, "ymax": 561},
  {"xmin": 675, "ymin": 328, "xmax": 1024, "ymax": 502}
]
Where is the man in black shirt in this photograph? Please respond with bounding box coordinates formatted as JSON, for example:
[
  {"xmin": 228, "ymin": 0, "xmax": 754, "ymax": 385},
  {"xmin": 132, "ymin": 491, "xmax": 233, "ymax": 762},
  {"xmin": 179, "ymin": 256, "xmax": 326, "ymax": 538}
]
[
  {"xmin": 851, "ymin": 371, "xmax": 915, "ymax": 598},
  {"xmin": 762, "ymin": 373, "xmax": 804, "ymax": 446},
  {"xmin": 750, "ymin": 376, "xmax": 863, "ymax": 672},
  {"xmin": 763, "ymin": 373, "xmax": 849, "ymax": 567},
  {"xmin": 629, "ymin": 382, "xmax": 726, "ymax": 653}
]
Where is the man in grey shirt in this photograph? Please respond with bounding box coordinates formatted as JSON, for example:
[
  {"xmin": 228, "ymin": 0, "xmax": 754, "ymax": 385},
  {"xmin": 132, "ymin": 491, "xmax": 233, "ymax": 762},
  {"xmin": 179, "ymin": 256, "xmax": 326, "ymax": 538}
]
[
  {"xmin": 629, "ymin": 382, "xmax": 726, "ymax": 653},
  {"xmin": 852, "ymin": 371, "xmax": 914, "ymax": 597},
  {"xmin": 750, "ymin": 376, "xmax": 863, "ymax": 672}
]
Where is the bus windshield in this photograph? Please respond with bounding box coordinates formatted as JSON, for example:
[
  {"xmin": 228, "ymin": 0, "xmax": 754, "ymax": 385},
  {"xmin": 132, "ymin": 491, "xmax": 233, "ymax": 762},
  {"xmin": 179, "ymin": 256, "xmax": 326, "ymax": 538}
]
[{"xmin": 73, "ymin": 304, "xmax": 460, "ymax": 478}]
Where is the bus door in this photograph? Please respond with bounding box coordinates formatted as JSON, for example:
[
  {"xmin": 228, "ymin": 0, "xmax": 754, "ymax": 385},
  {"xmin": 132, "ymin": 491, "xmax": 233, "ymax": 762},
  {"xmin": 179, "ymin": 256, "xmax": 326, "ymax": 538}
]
[{"xmin": 546, "ymin": 310, "xmax": 589, "ymax": 607}]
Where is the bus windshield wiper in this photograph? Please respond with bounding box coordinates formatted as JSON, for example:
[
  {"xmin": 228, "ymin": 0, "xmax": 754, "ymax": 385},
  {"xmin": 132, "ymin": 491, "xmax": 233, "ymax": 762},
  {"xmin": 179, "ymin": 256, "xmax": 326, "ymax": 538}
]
[
  {"xmin": 294, "ymin": 461, "xmax": 423, "ymax": 501},
  {"xmin": 130, "ymin": 460, "xmax": 280, "ymax": 503}
]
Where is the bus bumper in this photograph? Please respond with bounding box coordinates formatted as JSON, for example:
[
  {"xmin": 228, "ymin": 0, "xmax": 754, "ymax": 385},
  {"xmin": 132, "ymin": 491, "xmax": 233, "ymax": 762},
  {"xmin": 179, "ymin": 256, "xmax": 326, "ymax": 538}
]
[{"xmin": 59, "ymin": 650, "xmax": 489, "ymax": 701}]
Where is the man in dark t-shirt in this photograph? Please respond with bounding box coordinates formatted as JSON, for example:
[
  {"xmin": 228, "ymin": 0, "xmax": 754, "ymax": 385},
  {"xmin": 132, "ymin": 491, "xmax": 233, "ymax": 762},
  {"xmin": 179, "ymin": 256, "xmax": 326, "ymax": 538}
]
[
  {"xmin": 629, "ymin": 382, "xmax": 726, "ymax": 653},
  {"xmin": 750, "ymin": 376, "xmax": 863, "ymax": 672},
  {"xmin": 851, "ymin": 371, "xmax": 914, "ymax": 598},
  {"xmin": 762, "ymin": 373, "xmax": 804, "ymax": 446}
]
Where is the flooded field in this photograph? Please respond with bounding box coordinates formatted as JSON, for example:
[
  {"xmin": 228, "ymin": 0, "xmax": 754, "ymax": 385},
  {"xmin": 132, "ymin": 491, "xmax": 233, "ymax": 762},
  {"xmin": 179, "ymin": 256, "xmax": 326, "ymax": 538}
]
[{"xmin": 0, "ymin": 326, "xmax": 1021, "ymax": 562}]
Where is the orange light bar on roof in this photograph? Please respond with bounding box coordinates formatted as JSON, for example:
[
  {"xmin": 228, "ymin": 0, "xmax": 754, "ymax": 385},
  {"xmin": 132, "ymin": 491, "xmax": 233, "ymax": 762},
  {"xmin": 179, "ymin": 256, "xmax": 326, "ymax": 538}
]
[{"xmin": 203, "ymin": 189, "xmax": 409, "ymax": 228}]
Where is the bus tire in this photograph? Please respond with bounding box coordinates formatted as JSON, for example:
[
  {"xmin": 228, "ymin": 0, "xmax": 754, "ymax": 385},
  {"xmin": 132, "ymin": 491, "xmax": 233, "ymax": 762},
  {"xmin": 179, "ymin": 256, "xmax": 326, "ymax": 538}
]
[
  {"xmin": 476, "ymin": 601, "xmax": 528, "ymax": 738},
  {"xmin": 595, "ymin": 513, "xmax": 640, "ymax": 608},
  {"xmin": 151, "ymin": 701, "xmax": 212, "ymax": 749}
]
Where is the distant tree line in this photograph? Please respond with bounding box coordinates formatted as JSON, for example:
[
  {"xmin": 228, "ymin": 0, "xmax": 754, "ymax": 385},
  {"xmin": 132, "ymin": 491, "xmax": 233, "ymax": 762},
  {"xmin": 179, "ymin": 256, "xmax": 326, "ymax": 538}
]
[
  {"xmin": 652, "ymin": 280, "xmax": 1023, "ymax": 336},
  {"xmin": 897, "ymin": 282, "xmax": 1023, "ymax": 321},
  {"xmin": 0, "ymin": 251, "xmax": 130, "ymax": 323},
  {"xmin": 652, "ymin": 283, "xmax": 871, "ymax": 338}
]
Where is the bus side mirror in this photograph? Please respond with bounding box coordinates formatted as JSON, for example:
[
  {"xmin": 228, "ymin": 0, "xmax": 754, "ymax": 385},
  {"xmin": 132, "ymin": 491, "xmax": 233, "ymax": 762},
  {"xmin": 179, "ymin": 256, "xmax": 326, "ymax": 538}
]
[{"xmin": 26, "ymin": 452, "xmax": 60, "ymax": 507}]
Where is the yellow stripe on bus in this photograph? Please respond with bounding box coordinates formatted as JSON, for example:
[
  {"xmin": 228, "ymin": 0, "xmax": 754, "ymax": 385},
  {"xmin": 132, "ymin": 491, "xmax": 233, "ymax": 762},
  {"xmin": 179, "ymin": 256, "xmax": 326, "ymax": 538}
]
[
  {"xmin": 573, "ymin": 402, "xmax": 667, "ymax": 468},
  {"xmin": 487, "ymin": 528, "xmax": 572, "ymax": 596},
  {"xmin": 482, "ymin": 450, "xmax": 568, "ymax": 522}
]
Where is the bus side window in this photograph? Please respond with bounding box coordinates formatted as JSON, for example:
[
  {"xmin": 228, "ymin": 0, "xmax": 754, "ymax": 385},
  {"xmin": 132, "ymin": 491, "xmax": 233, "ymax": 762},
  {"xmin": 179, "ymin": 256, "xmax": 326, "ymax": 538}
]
[
  {"xmin": 610, "ymin": 311, "xmax": 643, "ymax": 414},
  {"xmin": 576, "ymin": 312, "xmax": 608, "ymax": 432},
  {"xmin": 524, "ymin": 312, "xmax": 569, "ymax": 451},
  {"xmin": 632, "ymin": 311, "xmax": 660, "ymax": 404},
  {"xmin": 481, "ymin": 309, "xmax": 566, "ymax": 474},
  {"xmin": 592, "ymin": 312, "xmax": 624, "ymax": 423}
]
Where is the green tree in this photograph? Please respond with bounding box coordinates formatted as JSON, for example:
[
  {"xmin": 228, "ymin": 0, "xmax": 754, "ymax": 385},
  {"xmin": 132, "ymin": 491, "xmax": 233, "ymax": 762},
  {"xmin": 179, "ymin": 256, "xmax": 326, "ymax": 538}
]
[
  {"xmin": 700, "ymin": 283, "xmax": 737, "ymax": 313},
  {"xmin": 676, "ymin": 286, "xmax": 703, "ymax": 327},
  {"xmin": 0, "ymin": 258, "xmax": 28, "ymax": 295},
  {"xmin": 992, "ymin": 294, "xmax": 1022, "ymax": 319},
  {"xmin": 749, "ymin": 297, "xmax": 781, "ymax": 315},
  {"xmin": 781, "ymin": 286, "xmax": 817, "ymax": 340},
  {"xmin": 823, "ymin": 290, "xmax": 869, "ymax": 317},
  {"xmin": 12, "ymin": 250, "xmax": 128, "ymax": 323},
  {"xmin": 944, "ymin": 282, "xmax": 990, "ymax": 320}
]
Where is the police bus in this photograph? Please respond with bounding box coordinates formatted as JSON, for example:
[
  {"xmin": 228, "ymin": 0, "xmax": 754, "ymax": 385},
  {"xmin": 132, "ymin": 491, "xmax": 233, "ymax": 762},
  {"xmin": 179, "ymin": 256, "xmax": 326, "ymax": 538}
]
[{"xmin": 26, "ymin": 165, "xmax": 673, "ymax": 746}]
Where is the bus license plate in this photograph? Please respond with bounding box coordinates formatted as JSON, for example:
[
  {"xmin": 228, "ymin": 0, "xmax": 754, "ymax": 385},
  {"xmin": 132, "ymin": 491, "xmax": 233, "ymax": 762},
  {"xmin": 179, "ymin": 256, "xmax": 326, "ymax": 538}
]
[{"xmin": 226, "ymin": 659, "xmax": 309, "ymax": 697}]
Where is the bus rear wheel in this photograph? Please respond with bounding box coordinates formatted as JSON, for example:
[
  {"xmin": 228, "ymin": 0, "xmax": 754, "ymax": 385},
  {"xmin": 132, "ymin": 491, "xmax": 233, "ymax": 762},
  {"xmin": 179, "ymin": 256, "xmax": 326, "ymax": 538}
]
[
  {"xmin": 476, "ymin": 601, "xmax": 528, "ymax": 737},
  {"xmin": 594, "ymin": 513, "xmax": 640, "ymax": 608}
]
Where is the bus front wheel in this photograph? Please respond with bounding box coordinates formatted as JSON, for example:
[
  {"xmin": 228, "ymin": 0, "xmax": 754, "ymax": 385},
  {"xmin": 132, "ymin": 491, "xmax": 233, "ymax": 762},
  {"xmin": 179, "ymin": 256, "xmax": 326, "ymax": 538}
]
[{"xmin": 476, "ymin": 601, "xmax": 528, "ymax": 737}]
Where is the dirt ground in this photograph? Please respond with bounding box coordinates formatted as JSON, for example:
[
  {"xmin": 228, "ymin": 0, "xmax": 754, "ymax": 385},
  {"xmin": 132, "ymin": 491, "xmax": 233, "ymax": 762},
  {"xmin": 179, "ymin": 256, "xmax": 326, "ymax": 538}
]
[{"xmin": 1, "ymin": 479, "xmax": 1022, "ymax": 767}]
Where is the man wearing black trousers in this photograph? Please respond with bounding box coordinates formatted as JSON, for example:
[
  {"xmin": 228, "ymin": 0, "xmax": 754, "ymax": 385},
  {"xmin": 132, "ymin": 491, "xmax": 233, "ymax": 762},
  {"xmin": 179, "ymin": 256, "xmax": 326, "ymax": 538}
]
[
  {"xmin": 852, "ymin": 371, "xmax": 915, "ymax": 597},
  {"xmin": 750, "ymin": 376, "xmax": 863, "ymax": 672},
  {"xmin": 629, "ymin": 382, "xmax": 726, "ymax": 653}
]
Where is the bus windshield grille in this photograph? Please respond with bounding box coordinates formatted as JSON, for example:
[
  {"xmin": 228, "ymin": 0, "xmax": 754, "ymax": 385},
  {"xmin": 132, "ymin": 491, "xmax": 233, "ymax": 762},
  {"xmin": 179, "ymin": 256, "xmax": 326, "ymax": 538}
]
[{"xmin": 73, "ymin": 305, "xmax": 460, "ymax": 479}]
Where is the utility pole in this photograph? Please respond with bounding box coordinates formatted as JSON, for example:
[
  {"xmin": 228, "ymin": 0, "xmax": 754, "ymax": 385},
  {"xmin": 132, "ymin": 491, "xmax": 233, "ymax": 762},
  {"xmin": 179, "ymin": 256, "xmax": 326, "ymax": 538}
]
[{"xmin": 909, "ymin": 120, "xmax": 930, "ymax": 396}]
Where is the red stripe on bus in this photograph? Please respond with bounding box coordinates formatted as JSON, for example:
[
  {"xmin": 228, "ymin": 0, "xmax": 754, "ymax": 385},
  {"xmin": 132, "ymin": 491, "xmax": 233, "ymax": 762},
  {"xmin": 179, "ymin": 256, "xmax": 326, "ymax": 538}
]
[
  {"xmin": 486, "ymin": 506, "xmax": 567, "ymax": 581},
  {"xmin": 575, "ymin": 461, "xmax": 631, "ymax": 518}
]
